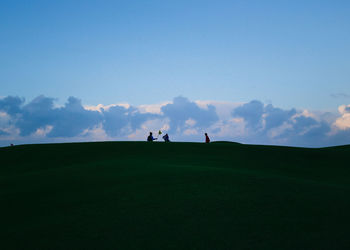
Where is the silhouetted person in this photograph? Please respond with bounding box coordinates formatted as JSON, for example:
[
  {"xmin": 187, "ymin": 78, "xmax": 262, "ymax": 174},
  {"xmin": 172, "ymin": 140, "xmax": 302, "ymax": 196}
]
[
  {"xmin": 162, "ymin": 133, "xmax": 170, "ymax": 142},
  {"xmin": 147, "ymin": 132, "xmax": 157, "ymax": 142},
  {"xmin": 205, "ymin": 133, "xmax": 210, "ymax": 143}
]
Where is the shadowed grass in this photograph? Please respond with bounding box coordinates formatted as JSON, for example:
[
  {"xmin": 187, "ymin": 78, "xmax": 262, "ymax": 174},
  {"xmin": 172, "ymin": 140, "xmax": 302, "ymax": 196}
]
[{"xmin": 1, "ymin": 141, "xmax": 350, "ymax": 249}]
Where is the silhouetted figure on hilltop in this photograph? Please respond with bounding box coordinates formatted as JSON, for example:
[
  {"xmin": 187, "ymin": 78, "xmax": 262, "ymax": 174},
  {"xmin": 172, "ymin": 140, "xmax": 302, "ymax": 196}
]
[
  {"xmin": 205, "ymin": 133, "xmax": 210, "ymax": 143},
  {"xmin": 147, "ymin": 132, "xmax": 157, "ymax": 142},
  {"xmin": 162, "ymin": 133, "xmax": 170, "ymax": 142}
]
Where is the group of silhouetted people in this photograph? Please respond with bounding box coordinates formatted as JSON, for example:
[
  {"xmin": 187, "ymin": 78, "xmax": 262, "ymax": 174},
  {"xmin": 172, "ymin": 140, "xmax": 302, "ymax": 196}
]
[
  {"xmin": 147, "ymin": 132, "xmax": 170, "ymax": 142},
  {"xmin": 147, "ymin": 132, "xmax": 210, "ymax": 143}
]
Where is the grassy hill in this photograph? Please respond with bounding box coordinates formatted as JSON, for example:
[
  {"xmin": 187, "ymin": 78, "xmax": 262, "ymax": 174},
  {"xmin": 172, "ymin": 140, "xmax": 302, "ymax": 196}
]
[{"xmin": 1, "ymin": 141, "xmax": 350, "ymax": 250}]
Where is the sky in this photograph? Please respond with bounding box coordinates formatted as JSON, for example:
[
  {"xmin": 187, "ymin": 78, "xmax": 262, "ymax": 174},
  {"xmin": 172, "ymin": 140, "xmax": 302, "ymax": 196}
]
[{"xmin": 1, "ymin": 0, "xmax": 350, "ymax": 147}]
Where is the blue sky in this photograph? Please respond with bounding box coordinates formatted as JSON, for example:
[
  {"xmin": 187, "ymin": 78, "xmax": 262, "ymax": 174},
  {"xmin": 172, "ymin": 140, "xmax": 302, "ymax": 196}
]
[
  {"xmin": 1, "ymin": 1, "xmax": 350, "ymax": 146},
  {"xmin": 2, "ymin": 0, "xmax": 350, "ymax": 109}
]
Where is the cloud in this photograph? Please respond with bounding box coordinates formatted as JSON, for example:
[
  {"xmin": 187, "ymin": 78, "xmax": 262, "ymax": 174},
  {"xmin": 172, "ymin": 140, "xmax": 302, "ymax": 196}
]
[
  {"xmin": 0, "ymin": 96, "xmax": 24, "ymax": 115},
  {"xmin": 15, "ymin": 95, "xmax": 57, "ymax": 136},
  {"xmin": 84, "ymin": 103, "xmax": 131, "ymax": 112},
  {"xmin": 1, "ymin": 95, "xmax": 350, "ymax": 147},
  {"xmin": 326, "ymin": 129, "xmax": 350, "ymax": 146},
  {"xmin": 232, "ymin": 100, "xmax": 264, "ymax": 129},
  {"xmin": 277, "ymin": 118, "xmax": 331, "ymax": 147},
  {"xmin": 138, "ymin": 102, "xmax": 171, "ymax": 114},
  {"xmin": 231, "ymin": 100, "xmax": 296, "ymax": 131},
  {"xmin": 161, "ymin": 96, "xmax": 219, "ymax": 134},
  {"xmin": 334, "ymin": 104, "xmax": 350, "ymax": 130},
  {"xmin": 231, "ymin": 100, "xmax": 336, "ymax": 147},
  {"xmin": 13, "ymin": 96, "xmax": 102, "ymax": 137},
  {"xmin": 0, "ymin": 95, "xmax": 103, "ymax": 138},
  {"xmin": 102, "ymin": 105, "xmax": 159, "ymax": 137},
  {"xmin": 264, "ymin": 104, "xmax": 297, "ymax": 130},
  {"xmin": 48, "ymin": 97, "xmax": 102, "ymax": 137}
]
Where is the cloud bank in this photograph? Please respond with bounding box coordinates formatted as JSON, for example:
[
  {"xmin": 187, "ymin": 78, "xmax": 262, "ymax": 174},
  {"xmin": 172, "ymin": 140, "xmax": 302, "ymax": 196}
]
[{"xmin": 1, "ymin": 95, "xmax": 350, "ymax": 147}]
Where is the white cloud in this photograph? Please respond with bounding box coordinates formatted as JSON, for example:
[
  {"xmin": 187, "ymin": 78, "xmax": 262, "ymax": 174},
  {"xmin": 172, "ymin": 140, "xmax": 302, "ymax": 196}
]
[
  {"xmin": 334, "ymin": 105, "xmax": 350, "ymax": 130},
  {"xmin": 294, "ymin": 109, "xmax": 318, "ymax": 120},
  {"xmin": 334, "ymin": 114, "xmax": 350, "ymax": 130},
  {"xmin": 34, "ymin": 125, "xmax": 53, "ymax": 137},
  {"xmin": 138, "ymin": 101, "xmax": 171, "ymax": 114},
  {"xmin": 86, "ymin": 101, "xmax": 173, "ymax": 115},
  {"xmin": 84, "ymin": 103, "xmax": 131, "ymax": 112},
  {"xmin": 338, "ymin": 104, "xmax": 350, "ymax": 115}
]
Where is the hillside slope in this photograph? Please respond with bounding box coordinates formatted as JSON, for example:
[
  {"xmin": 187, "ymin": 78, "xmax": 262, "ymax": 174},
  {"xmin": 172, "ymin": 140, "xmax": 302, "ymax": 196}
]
[{"xmin": 1, "ymin": 142, "xmax": 350, "ymax": 250}]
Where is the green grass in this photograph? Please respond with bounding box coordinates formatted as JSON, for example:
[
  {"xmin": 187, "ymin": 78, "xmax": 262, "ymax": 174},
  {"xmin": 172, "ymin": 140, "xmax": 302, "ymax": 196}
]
[{"xmin": 1, "ymin": 141, "xmax": 350, "ymax": 250}]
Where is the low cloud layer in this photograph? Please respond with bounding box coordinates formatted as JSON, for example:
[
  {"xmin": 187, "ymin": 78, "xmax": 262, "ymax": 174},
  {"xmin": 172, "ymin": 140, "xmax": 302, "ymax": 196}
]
[{"xmin": 1, "ymin": 95, "xmax": 350, "ymax": 147}]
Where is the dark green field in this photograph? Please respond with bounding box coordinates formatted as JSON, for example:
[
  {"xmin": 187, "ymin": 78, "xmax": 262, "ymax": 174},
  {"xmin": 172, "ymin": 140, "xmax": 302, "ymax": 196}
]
[{"xmin": 1, "ymin": 141, "xmax": 350, "ymax": 250}]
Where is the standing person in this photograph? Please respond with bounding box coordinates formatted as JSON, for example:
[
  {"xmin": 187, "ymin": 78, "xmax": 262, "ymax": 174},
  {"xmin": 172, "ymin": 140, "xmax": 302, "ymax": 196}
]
[
  {"xmin": 147, "ymin": 132, "xmax": 157, "ymax": 142},
  {"xmin": 205, "ymin": 133, "xmax": 210, "ymax": 143},
  {"xmin": 162, "ymin": 133, "xmax": 170, "ymax": 142}
]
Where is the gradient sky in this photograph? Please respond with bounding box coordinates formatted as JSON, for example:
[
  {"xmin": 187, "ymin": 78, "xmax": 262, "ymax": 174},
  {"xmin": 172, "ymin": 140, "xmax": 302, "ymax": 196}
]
[
  {"xmin": 1, "ymin": 1, "xmax": 350, "ymax": 147},
  {"xmin": 1, "ymin": 0, "xmax": 350, "ymax": 110}
]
